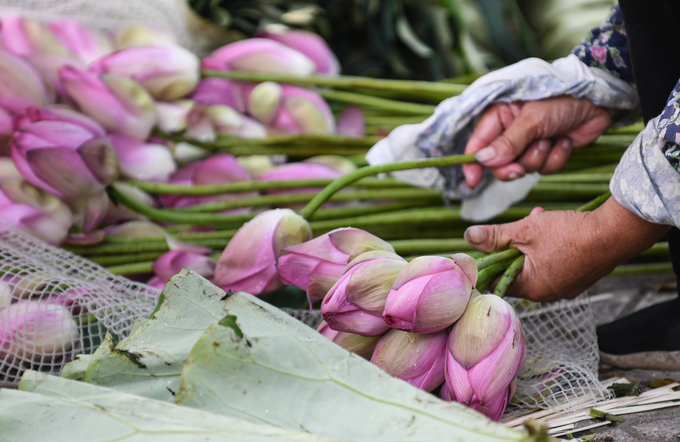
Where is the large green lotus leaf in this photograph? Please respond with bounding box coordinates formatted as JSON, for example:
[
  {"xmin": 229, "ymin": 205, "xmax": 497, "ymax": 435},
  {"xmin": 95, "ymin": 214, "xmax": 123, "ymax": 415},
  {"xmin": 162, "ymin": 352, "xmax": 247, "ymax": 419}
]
[
  {"xmin": 0, "ymin": 371, "xmax": 334, "ymax": 442},
  {"xmin": 82, "ymin": 269, "xmax": 230, "ymax": 401},
  {"xmin": 175, "ymin": 291, "xmax": 535, "ymax": 442}
]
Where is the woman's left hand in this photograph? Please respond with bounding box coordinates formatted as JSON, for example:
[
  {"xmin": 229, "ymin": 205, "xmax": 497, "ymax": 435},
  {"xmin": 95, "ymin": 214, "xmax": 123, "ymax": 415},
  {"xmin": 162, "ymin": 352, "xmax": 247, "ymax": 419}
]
[{"xmin": 464, "ymin": 197, "xmax": 670, "ymax": 302}]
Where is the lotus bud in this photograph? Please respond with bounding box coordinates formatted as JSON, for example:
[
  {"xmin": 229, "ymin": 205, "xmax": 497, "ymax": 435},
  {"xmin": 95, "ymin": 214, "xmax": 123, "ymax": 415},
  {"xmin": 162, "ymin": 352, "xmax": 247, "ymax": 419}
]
[
  {"xmin": 104, "ymin": 181, "xmax": 154, "ymax": 223},
  {"xmin": 321, "ymin": 251, "xmax": 407, "ymax": 336},
  {"xmin": 47, "ymin": 19, "xmax": 114, "ymax": 64},
  {"xmin": 336, "ymin": 105, "xmax": 365, "ymax": 138},
  {"xmin": 0, "ymin": 50, "xmax": 53, "ymax": 114},
  {"xmin": 317, "ymin": 320, "xmax": 380, "ymax": 360},
  {"xmin": 171, "ymin": 142, "xmax": 210, "ymax": 163},
  {"xmin": 26, "ymin": 54, "xmax": 85, "ymax": 102},
  {"xmin": 153, "ymin": 250, "xmax": 217, "ymax": 283},
  {"xmin": 277, "ymin": 228, "xmax": 394, "ymax": 304},
  {"xmin": 204, "ymin": 104, "xmax": 244, "ymax": 133},
  {"xmin": 247, "ymin": 81, "xmax": 282, "ymax": 125},
  {"xmin": 371, "ymin": 329, "xmax": 448, "ymax": 392},
  {"xmin": 59, "ymin": 67, "xmax": 157, "ymax": 140},
  {"xmin": 203, "ymin": 38, "xmax": 315, "ymax": 76},
  {"xmin": 304, "ymin": 155, "xmax": 357, "ymax": 175},
  {"xmin": 80, "ymin": 191, "xmax": 109, "ymax": 233},
  {"xmin": 110, "ymin": 25, "xmax": 176, "ymax": 49},
  {"xmin": 257, "ymin": 26, "xmax": 340, "ymax": 76},
  {"xmin": 214, "ymin": 209, "xmax": 311, "ymax": 295},
  {"xmin": 0, "ymin": 203, "xmax": 68, "ymax": 244},
  {"xmin": 146, "ymin": 276, "xmax": 166, "ymax": 290},
  {"xmin": 258, "ymin": 162, "xmax": 343, "ymax": 196},
  {"xmin": 107, "ymin": 133, "xmax": 176, "ymax": 182},
  {"xmin": 0, "ymin": 300, "xmax": 79, "ymax": 361},
  {"xmin": 185, "ymin": 105, "xmax": 216, "ymax": 142},
  {"xmin": 0, "ymin": 178, "xmax": 72, "ymax": 233},
  {"xmin": 236, "ymin": 155, "xmax": 277, "ymax": 178},
  {"xmin": 443, "ymin": 295, "xmax": 526, "ymax": 419},
  {"xmin": 10, "ymin": 121, "xmax": 119, "ymax": 200},
  {"xmin": 383, "ymin": 254, "xmax": 476, "ymax": 333},
  {"xmin": 105, "ymin": 220, "xmax": 166, "ymax": 238},
  {"xmin": 89, "ymin": 45, "xmax": 200, "ymax": 101},
  {"xmin": 189, "ymin": 78, "xmax": 248, "ymax": 111},
  {"xmin": 156, "ymin": 100, "xmax": 194, "ymax": 133},
  {"xmin": 269, "ymin": 85, "xmax": 335, "ymax": 134},
  {"xmin": 0, "ymin": 16, "xmax": 70, "ymax": 57},
  {"xmin": 159, "ymin": 154, "xmax": 255, "ymax": 210},
  {"xmin": 6, "ymin": 271, "xmax": 51, "ymax": 299},
  {"xmin": 14, "ymin": 105, "xmax": 105, "ymax": 136}
]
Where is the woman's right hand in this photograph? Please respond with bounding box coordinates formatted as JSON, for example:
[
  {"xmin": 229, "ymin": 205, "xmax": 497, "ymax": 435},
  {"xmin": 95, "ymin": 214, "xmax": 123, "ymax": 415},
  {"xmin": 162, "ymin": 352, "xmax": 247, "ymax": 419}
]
[{"xmin": 463, "ymin": 96, "xmax": 619, "ymax": 188}]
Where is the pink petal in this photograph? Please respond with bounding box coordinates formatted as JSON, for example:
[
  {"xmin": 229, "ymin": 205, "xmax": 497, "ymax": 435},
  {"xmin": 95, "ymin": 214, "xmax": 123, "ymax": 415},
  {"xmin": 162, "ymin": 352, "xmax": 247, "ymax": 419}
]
[
  {"xmin": 153, "ymin": 250, "xmax": 216, "ymax": 282},
  {"xmin": 189, "ymin": 78, "xmax": 249, "ymax": 112},
  {"xmin": 108, "ymin": 133, "xmax": 176, "ymax": 182},
  {"xmin": 203, "ymin": 38, "xmax": 315, "ymax": 76},
  {"xmin": 47, "ymin": 19, "xmax": 113, "ymax": 64},
  {"xmin": 0, "ymin": 49, "xmax": 52, "ymax": 113},
  {"xmin": 257, "ymin": 28, "xmax": 340, "ymax": 75},
  {"xmin": 336, "ymin": 106, "xmax": 364, "ymax": 137},
  {"xmin": 444, "ymin": 350, "xmax": 474, "ymax": 405},
  {"xmin": 0, "ymin": 203, "xmax": 68, "ymax": 244}
]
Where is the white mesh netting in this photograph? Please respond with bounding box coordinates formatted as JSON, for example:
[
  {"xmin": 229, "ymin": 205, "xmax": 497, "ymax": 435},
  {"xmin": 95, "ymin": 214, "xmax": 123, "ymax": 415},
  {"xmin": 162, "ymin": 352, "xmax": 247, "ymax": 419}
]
[
  {"xmin": 0, "ymin": 0, "xmax": 221, "ymax": 55},
  {"xmin": 0, "ymin": 220, "xmax": 158, "ymax": 387}
]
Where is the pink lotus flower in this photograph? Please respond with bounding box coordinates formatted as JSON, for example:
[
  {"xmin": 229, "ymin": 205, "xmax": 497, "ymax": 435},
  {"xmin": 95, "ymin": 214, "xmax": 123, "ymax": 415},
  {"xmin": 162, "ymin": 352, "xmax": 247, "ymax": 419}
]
[
  {"xmin": 90, "ymin": 45, "xmax": 200, "ymax": 101},
  {"xmin": 0, "ymin": 177, "xmax": 71, "ymax": 241},
  {"xmin": 47, "ymin": 19, "xmax": 114, "ymax": 64},
  {"xmin": 159, "ymin": 154, "xmax": 256, "ymax": 210},
  {"xmin": 442, "ymin": 294, "xmax": 526, "ymax": 421},
  {"xmin": 203, "ymin": 38, "xmax": 315, "ymax": 76},
  {"xmin": 336, "ymin": 106, "xmax": 365, "ymax": 137},
  {"xmin": 317, "ymin": 320, "xmax": 380, "ymax": 360},
  {"xmin": 0, "ymin": 49, "xmax": 53, "ymax": 114},
  {"xmin": 105, "ymin": 220, "xmax": 166, "ymax": 239},
  {"xmin": 155, "ymin": 100, "xmax": 193, "ymax": 133},
  {"xmin": 0, "ymin": 15, "xmax": 70, "ymax": 57},
  {"xmin": 152, "ymin": 250, "xmax": 217, "ymax": 283},
  {"xmin": 214, "ymin": 209, "xmax": 311, "ymax": 295},
  {"xmin": 189, "ymin": 78, "xmax": 249, "ymax": 111},
  {"xmin": 103, "ymin": 181, "xmax": 154, "ymax": 224},
  {"xmin": 59, "ymin": 66, "xmax": 157, "ymax": 140},
  {"xmin": 108, "ymin": 133, "xmax": 176, "ymax": 181},
  {"xmin": 321, "ymin": 251, "xmax": 407, "ymax": 336},
  {"xmin": 277, "ymin": 228, "xmax": 394, "ymax": 304},
  {"xmin": 26, "ymin": 54, "xmax": 85, "ymax": 102},
  {"xmin": 246, "ymin": 84, "xmax": 335, "ymax": 134},
  {"xmin": 383, "ymin": 254, "xmax": 476, "ymax": 333},
  {"xmin": 14, "ymin": 105, "xmax": 105, "ymax": 136},
  {"xmin": 10, "ymin": 120, "xmax": 119, "ymax": 200},
  {"xmin": 182, "ymin": 104, "xmax": 267, "ymax": 142},
  {"xmin": 371, "ymin": 328, "xmax": 448, "ymax": 392},
  {"xmin": 440, "ymin": 378, "xmax": 516, "ymax": 422},
  {"xmin": 78, "ymin": 191, "xmax": 109, "ymax": 233},
  {"xmin": 109, "ymin": 25, "xmax": 176, "ymax": 49},
  {"xmin": 258, "ymin": 161, "xmax": 343, "ymax": 194},
  {"xmin": 257, "ymin": 27, "xmax": 339, "ymax": 76},
  {"xmin": 0, "ymin": 300, "xmax": 79, "ymax": 360}
]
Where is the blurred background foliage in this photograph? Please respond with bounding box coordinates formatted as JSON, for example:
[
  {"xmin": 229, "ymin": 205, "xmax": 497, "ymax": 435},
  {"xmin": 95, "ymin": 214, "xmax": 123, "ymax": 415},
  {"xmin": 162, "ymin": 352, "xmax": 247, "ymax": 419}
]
[{"xmin": 188, "ymin": 0, "xmax": 615, "ymax": 81}]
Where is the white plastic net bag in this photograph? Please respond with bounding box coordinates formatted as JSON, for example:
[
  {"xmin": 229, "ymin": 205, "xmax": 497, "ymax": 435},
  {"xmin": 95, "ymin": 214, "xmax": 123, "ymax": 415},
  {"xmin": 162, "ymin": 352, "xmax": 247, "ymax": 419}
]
[{"xmin": 0, "ymin": 219, "xmax": 158, "ymax": 387}]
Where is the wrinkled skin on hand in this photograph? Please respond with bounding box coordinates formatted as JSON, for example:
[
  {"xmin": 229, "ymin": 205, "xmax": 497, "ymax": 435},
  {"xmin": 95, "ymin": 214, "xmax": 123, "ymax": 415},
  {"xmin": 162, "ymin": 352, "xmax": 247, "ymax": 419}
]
[
  {"xmin": 464, "ymin": 198, "xmax": 670, "ymax": 302},
  {"xmin": 463, "ymin": 96, "xmax": 618, "ymax": 187}
]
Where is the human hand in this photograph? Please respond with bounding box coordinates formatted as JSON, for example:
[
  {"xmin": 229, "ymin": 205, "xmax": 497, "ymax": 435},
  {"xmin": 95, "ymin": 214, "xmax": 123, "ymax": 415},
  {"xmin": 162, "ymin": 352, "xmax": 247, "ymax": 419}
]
[
  {"xmin": 463, "ymin": 96, "xmax": 618, "ymax": 188},
  {"xmin": 463, "ymin": 198, "xmax": 670, "ymax": 302}
]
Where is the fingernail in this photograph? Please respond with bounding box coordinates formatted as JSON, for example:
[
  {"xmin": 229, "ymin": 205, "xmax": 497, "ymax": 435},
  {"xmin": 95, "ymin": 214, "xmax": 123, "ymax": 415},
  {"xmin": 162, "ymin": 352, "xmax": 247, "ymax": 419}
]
[
  {"xmin": 507, "ymin": 171, "xmax": 523, "ymax": 180},
  {"xmin": 464, "ymin": 226, "xmax": 486, "ymax": 244},
  {"xmin": 537, "ymin": 140, "xmax": 551, "ymax": 152},
  {"xmin": 475, "ymin": 146, "xmax": 496, "ymax": 162},
  {"xmin": 560, "ymin": 139, "xmax": 571, "ymax": 150}
]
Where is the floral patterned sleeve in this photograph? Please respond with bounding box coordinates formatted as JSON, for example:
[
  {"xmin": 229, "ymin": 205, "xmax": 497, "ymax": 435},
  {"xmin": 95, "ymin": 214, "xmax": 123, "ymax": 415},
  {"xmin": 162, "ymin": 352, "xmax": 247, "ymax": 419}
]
[{"xmin": 572, "ymin": 4, "xmax": 635, "ymax": 86}]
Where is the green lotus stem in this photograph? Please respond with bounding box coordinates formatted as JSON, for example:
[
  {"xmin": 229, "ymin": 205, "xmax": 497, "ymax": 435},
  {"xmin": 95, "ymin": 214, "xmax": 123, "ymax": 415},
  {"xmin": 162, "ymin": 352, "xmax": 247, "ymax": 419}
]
[
  {"xmin": 88, "ymin": 252, "xmax": 165, "ymax": 266},
  {"xmin": 298, "ymin": 154, "xmax": 476, "ymax": 219},
  {"xmin": 577, "ymin": 191, "xmax": 611, "ymax": 211},
  {"xmin": 65, "ymin": 237, "xmax": 231, "ymax": 256},
  {"xmin": 162, "ymin": 129, "xmax": 381, "ymax": 147},
  {"xmin": 317, "ymin": 89, "xmax": 437, "ymax": 114},
  {"xmin": 570, "ymin": 163, "xmax": 618, "ymax": 174},
  {"xmin": 126, "ymin": 177, "xmax": 412, "ymax": 195},
  {"xmin": 390, "ymin": 238, "xmax": 475, "ymax": 255},
  {"xmin": 606, "ymin": 122, "xmax": 644, "ymax": 134},
  {"xmin": 172, "ymin": 188, "xmax": 442, "ymax": 213},
  {"xmin": 540, "ymin": 173, "xmax": 612, "ymax": 184},
  {"xmin": 639, "ymin": 242, "xmax": 669, "ymax": 256},
  {"xmin": 308, "ymin": 199, "xmax": 442, "ymax": 221},
  {"xmin": 107, "ymin": 261, "xmax": 154, "ymax": 275},
  {"xmin": 476, "ymin": 249, "xmax": 523, "ymax": 271},
  {"xmin": 494, "ymin": 256, "xmax": 525, "ymax": 298},
  {"xmin": 609, "ymin": 262, "xmax": 673, "ymax": 276},
  {"xmin": 363, "ymin": 115, "xmax": 428, "ymax": 125},
  {"xmin": 202, "ymin": 69, "xmax": 467, "ymax": 100},
  {"xmin": 476, "ymin": 258, "xmax": 516, "ymax": 293},
  {"xmin": 108, "ymin": 186, "xmax": 252, "ymax": 227},
  {"xmin": 74, "ymin": 314, "xmax": 98, "ymax": 326}
]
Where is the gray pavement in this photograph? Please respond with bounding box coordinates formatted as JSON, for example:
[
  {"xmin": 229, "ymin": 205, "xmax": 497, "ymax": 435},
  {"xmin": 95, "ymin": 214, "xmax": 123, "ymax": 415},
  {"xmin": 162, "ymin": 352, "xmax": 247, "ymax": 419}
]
[{"xmin": 568, "ymin": 274, "xmax": 680, "ymax": 440}]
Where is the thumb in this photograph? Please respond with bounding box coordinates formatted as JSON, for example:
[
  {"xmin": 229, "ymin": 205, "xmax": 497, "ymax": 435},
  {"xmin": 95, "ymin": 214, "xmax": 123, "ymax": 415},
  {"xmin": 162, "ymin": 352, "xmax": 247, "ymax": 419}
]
[
  {"xmin": 474, "ymin": 116, "xmax": 538, "ymax": 168},
  {"xmin": 464, "ymin": 223, "xmax": 521, "ymax": 254}
]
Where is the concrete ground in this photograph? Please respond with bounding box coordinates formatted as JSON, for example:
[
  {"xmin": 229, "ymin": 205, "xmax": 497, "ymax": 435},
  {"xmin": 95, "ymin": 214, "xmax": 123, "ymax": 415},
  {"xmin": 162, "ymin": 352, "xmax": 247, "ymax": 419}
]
[{"xmin": 569, "ymin": 273, "xmax": 680, "ymax": 440}]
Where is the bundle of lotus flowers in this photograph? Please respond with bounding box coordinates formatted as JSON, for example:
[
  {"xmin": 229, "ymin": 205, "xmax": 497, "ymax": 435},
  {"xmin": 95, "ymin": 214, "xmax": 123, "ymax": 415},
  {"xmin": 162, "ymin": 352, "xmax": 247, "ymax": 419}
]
[{"xmin": 0, "ymin": 12, "xmax": 672, "ymax": 425}]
